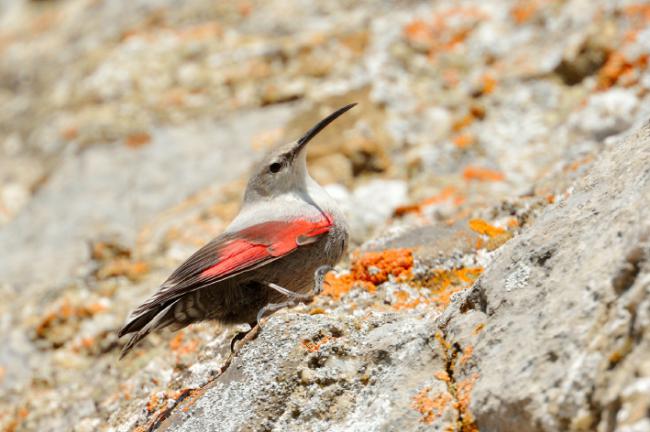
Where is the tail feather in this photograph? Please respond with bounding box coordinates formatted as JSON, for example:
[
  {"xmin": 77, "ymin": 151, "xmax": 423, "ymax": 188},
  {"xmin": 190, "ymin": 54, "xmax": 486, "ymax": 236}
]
[
  {"xmin": 117, "ymin": 309, "xmax": 158, "ymax": 338},
  {"xmin": 119, "ymin": 301, "xmax": 178, "ymax": 359}
]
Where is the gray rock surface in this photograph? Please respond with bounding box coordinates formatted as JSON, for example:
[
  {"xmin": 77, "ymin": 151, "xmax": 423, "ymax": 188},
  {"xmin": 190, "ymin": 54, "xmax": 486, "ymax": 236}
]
[
  {"xmin": 0, "ymin": 107, "xmax": 294, "ymax": 289},
  {"xmin": 135, "ymin": 123, "xmax": 650, "ymax": 432},
  {"xmin": 160, "ymin": 312, "xmax": 452, "ymax": 432},
  {"xmin": 442, "ymin": 124, "xmax": 650, "ymax": 432},
  {"xmin": 2, "ymin": 1, "xmax": 650, "ymax": 431}
]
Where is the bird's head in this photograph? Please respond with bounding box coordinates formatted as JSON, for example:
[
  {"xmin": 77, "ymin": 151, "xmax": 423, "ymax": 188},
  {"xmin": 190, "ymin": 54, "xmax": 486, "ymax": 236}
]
[{"xmin": 243, "ymin": 103, "xmax": 356, "ymax": 202}]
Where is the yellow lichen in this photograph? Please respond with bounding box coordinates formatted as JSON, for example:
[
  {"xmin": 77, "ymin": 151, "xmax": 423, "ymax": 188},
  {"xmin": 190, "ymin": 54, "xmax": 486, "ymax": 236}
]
[
  {"xmin": 469, "ymin": 219, "xmax": 506, "ymax": 237},
  {"xmin": 420, "ymin": 267, "xmax": 483, "ymax": 308},
  {"xmin": 469, "ymin": 219, "xmax": 512, "ymax": 250}
]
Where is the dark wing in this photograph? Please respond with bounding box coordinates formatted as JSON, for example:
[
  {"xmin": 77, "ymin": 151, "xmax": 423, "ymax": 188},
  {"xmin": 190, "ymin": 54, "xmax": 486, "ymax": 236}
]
[{"xmin": 118, "ymin": 216, "xmax": 332, "ymax": 338}]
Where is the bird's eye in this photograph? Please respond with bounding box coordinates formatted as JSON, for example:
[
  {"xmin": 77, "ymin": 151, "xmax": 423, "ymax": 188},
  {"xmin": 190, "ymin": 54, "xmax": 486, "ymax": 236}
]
[{"xmin": 269, "ymin": 162, "xmax": 282, "ymax": 173}]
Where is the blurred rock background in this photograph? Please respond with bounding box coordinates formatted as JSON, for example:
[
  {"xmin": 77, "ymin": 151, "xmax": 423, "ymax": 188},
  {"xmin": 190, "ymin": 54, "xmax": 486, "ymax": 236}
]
[{"xmin": 0, "ymin": 0, "xmax": 649, "ymax": 431}]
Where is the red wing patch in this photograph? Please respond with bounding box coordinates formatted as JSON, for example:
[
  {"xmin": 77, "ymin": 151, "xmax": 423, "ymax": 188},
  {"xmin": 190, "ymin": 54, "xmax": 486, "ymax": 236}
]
[{"xmin": 199, "ymin": 215, "xmax": 332, "ymax": 279}]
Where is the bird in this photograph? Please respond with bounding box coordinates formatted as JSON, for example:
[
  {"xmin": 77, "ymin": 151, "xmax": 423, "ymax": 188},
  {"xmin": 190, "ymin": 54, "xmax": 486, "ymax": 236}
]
[{"xmin": 118, "ymin": 103, "xmax": 354, "ymax": 358}]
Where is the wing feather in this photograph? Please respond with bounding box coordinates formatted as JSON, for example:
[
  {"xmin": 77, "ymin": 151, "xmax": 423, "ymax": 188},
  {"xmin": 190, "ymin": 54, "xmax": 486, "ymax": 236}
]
[{"xmin": 119, "ymin": 215, "xmax": 332, "ymax": 337}]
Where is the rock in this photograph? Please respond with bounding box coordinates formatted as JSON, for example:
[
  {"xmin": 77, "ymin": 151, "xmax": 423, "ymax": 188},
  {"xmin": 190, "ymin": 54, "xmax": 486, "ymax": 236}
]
[
  {"xmin": 440, "ymin": 122, "xmax": 650, "ymax": 431},
  {"xmin": 0, "ymin": 106, "xmax": 294, "ymax": 290},
  {"xmin": 572, "ymin": 88, "xmax": 640, "ymax": 140},
  {"xmin": 156, "ymin": 312, "xmax": 455, "ymax": 432},
  {"xmin": 145, "ymin": 120, "xmax": 650, "ymax": 432},
  {"xmin": 0, "ymin": 106, "xmax": 295, "ymax": 400},
  {"xmin": 325, "ymin": 179, "xmax": 409, "ymax": 244},
  {"xmin": 310, "ymin": 153, "xmax": 354, "ymax": 186},
  {"xmin": 3, "ymin": 1, "xmax": 650, "ymax": 430}
]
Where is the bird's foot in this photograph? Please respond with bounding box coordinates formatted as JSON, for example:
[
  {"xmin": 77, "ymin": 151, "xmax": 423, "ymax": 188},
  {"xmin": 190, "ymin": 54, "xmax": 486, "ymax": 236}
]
[
  {"xmin": 312, "ymin": 265, "xmax": 333, "ymax": 296},
  {"xmin": 256, "ymin": 301, "xmax": 298, "ymax": 327},
  {"xmin": 264, "ymin": 281, "xmax": 313, "ymax": 302},
  {"xmin": 230, "ymin": 321, "xmax": 258, "ymax": 353},
  {"xmin": 256, "ymin": 266, "xmax": 333, "ymax": 329}
]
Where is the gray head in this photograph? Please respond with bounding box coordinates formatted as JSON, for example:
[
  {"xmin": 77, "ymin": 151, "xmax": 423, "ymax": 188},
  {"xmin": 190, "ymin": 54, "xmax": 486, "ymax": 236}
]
[{"xmin": 243, "ymin": 103, "xmax": 356, "ymax": 202}]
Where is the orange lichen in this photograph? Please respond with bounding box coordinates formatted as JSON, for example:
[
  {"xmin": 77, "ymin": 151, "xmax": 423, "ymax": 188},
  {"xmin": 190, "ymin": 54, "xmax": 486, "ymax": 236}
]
[
  {"xmin": 452, "ymin": 112, "xmax": 476, "ymax": 132},
  {"xmin": 411, "ymin": 386, "xmax": 453, "ymax": 424},
  {"xmin": 92, "ymin": 241, "xmax": 150, "ymax": 281},
  {"xmin": 96, "ymin": 258, "xmax": 150, "ymax": 281},
  {"xmin": 453, "ymin": 133, "xmax": 475, "ymax": 149},
  {"xmin": 403, "ymin": 19, "xmax": 434, "ymax": 47},
  {"xmin": 169, "ymin": 331, "xmax": 185, "ymax": 351},
  {"xmin": 403, "ymin": 7, "xmax": 486, "ymax": 60},
  {"xmin": 507, "ymin": 218, "xmax": 519, "ymax": 228},
  {"xmin": 392, "ymin": 289, "xmax": 431, "ymax": 310},
  {"xmin": 459, "ymin": 345, "xmax": 474, "ymax": 366},
  {"xmin": 462, "ymin": 166, "xmax": 505, "ymax": 182},
  {"xmin": 35, "ymin": 299, "xmax": 108, "ymax": 338},
  {"xmin": 597, "ymin": 50, "xmax": 648, "ymax": 90},
  {"xmin": 469, "ymin": 219, "xmax": 513, "ymax": 250},
  {"xmin": 138, "ymin": 388, "xmax": 197, "ymax": 430},
  {"xmin": 125, "ymin": 132, "xmax": 151, "ymax": 148},
  {"xmin": 238, "ymin": 1, "xmax": 253, "ymax": 17},
  {"xmin": 322, "ymin": 249, "xmax": 414, "ymax": 300},
  {"xmin": 4, "ymin": 406, "xmax": 29, "ymax": 432},
  {"xmin": 456, "ymin": 374, "xmax": 480, "ymax": 431},
  {"xmin": 432, "ymin": 331, "xmax": 480, "ymax": 431},
  {"xmin": 146, "ymin": 393, "xmax": 160, "ymax": 413},
  {"xmin": 421, "ymin": 267, "xmax": 483, "ymax": 308},
  {"xmin": 79, "ymin": 337, "xmax": 95, "ymax": 349},
  {"xmin": 472, "ymin": 323, "xmax": 485, "ymax": 335},
  {"xmin": 301, "ymin": 335, "xmax": 331, "ymax": 352},
  {"xmin": 179, "ymin": 388, "xmax": 204, "ymax": 413},
  {"xmin": 308, "ymin": 307, "xmax": 326, "ymax": 315},
  {"xmin": 565, "ymin": 154, "xmax": 594, "ymax": 173},
  {"xmin": 385, "ymin": 267, "xmax": 482, "ymax": 311},
  {"xmin": 323, "ymin": 250, "xmax": 480, "ymax": 311},
  {"xmin": 169, "ymin": 331, "xmax": 200, "ymax": 356},
  {"xmin": 480, "ymin": 74, "xmax": 497, "ymax": 95},
  {"xmin": 393, "ymin": 186, "xmax": 464, "ymax": 216},
  {"xmin": 623, "ymin": 4, "xmax": 650, "ymax": 24},
  {"xmin": 511, "ymin": 0, "xmax": 539, "ymax": 24},
  {"xmin": 609, "ymin": 350, "xmax": 624, "ymax": 365},
  {"xmin": 434, "ymin": 370, "xmax": 451, "ymax": 382},
  {"xmin": 60, "ymin": 126, "xmax": 78, "ymax": 140},
  {"xmin": 469, "ymin": 219, "xmax": 506, "ymax": 238},
  {"xmin": 451, "ymin": 105, "xmax": 486, "ymax": 132}
]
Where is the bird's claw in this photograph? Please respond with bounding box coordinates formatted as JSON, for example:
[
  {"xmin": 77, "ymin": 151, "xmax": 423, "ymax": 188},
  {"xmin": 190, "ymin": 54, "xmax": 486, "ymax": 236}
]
[
  {"xmin": 256, "ymin": 301, "xmax": 297, "ymax": 326},
  {"xmin": 230, "ymin": 321, "xmax": 258, "ymax": 353},
  {"xmin": 254, "ymin": 266, "xmax": 333, "ymax": 335},
  {"xmin": 313, "ymin": 265, "xmax": 333, "ymax": 295}
]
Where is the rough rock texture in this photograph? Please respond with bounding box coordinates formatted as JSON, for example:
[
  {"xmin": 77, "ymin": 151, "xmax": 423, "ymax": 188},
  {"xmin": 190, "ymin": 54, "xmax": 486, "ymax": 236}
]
[
  {"xmin": 114, "ymin": 124, "xmax": 650, "ymax": 432},
  {"xmin": 159, "ymin": 313, "xmax": 452, "ymax": 432},
  {"xmin": 443, "ymin": 124, "xmax": 650, "ymax": 432},
  {"xmin": 2, "ymin": 0, "xmax": 650, "ymax": 431}
]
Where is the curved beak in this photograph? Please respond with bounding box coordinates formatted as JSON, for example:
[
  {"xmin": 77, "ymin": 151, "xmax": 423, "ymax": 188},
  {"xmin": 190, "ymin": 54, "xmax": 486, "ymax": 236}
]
[{"xmin": 290, "ymin": 103, "xmax": 357, "ymax": 158}]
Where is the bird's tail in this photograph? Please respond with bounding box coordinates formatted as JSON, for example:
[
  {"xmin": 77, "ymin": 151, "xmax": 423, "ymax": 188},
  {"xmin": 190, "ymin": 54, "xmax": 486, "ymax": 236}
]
[{"xmin": 118, "ymin": 301, "xmax": 178, "ymax": 359}]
